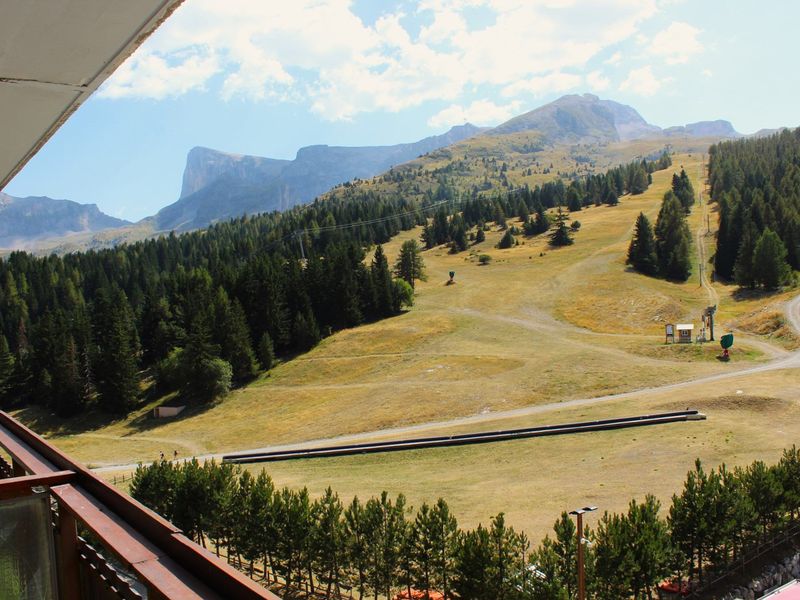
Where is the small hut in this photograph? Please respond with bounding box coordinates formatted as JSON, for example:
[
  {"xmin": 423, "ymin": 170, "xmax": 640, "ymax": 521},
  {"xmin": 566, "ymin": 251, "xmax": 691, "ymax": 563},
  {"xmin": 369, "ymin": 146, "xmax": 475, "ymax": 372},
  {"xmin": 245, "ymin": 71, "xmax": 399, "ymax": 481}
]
[{"xmin": 676, "ymin": 323, "xmax": 694, "ymax": 344}]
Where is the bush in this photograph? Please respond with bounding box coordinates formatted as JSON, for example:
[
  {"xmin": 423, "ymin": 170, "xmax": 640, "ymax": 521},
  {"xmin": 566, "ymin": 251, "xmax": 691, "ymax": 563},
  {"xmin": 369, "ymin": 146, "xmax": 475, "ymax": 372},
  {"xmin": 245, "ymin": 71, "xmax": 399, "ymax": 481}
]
[
  {"xmin": 570, "ymin": 220, "xmax": 581, "ymax": 231},
  {"xmin": 478, "ymin": 254, "xmax": 492, "ymax": 265},
  {"xmin": 393, "ymin": 278, "xmax": 414, "ymax": 308}
]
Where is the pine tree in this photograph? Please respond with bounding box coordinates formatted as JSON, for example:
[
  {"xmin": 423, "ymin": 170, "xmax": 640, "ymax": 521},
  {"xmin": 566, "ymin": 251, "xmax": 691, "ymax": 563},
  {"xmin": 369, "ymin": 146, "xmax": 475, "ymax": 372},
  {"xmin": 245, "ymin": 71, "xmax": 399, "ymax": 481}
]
[
  {"xmin": 497, "ymin": 228, "xmax": 515, "ymax": 249},
  {"xmin": 181, "ymin": 318, "xmax": 232, "ymax": 402},
  {"xmin": 672, "ymin": 169, "xmax": 695, "ymax": 212},
  {"xmin": 752, "ymin": 228, "xmax": 791, "ymax": 289},
  {"xmin": 549, "ymin": 207, "xmax": 574, "ymax": 247},
  {"xmin": 733, "ymin": 222, "xmax": 758, "ymax": 288},
  {"xmin": 394, "ymin": 239, "xmax": 426, "ymax": 289},
  {"xmin": 655, "ymin": 192, "xmax": 692, "ymax": 281},
  {"xmin": 633, "ymin": 166, "xmax": 649, "ymax": 194},
  {"xmin": 0, "ymin": 334, "xmax": 15, "ymax": 406},
  {"xmin": 292, "ymin": 310, "xmax": 321, "ymax": 353},
  {"xmin": 371, "ymin": 245, "xmax": 395, "ymax": 317},
  {"xmin": 92, "ymin": 286, "xmax": 140, "ymax": 414},
  {"xmin": 627, "ymin": 212, "xmax": 659, "ymax": 275},
  {"xmin": 259, "ymin": 332, "xmax": 275, "ymax": 371}
]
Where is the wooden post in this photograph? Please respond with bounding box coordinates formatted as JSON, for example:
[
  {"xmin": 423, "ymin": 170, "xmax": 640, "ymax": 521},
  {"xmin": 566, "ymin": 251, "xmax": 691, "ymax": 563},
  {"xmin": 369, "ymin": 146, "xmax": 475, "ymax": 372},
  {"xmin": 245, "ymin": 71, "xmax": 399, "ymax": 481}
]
[{"xmin": 56, "ymin": 505, "xmax": 81, "ymax": 600}]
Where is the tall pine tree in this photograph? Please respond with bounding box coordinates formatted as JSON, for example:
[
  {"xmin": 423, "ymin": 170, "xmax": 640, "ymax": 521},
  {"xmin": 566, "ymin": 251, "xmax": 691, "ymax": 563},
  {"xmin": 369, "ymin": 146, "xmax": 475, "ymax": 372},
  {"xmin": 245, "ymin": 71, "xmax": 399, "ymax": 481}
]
[{"xmin": 627, "ymin": 212, "xmax": 659, "ymax": 275}]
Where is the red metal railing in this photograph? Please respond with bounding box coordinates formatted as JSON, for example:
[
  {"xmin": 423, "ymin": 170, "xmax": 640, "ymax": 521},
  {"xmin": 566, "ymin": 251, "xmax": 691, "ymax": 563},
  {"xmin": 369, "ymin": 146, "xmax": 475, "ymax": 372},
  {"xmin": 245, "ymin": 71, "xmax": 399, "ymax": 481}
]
[{"xmin": 0, "ymin": 410, "xmax": 280, "ymax": 600}]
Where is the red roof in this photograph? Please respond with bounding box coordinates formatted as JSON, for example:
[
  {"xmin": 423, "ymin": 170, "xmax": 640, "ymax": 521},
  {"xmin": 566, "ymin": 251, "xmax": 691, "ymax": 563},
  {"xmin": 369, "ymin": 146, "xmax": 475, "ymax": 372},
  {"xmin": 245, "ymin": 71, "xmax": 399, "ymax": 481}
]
[
  {"xmin": 763, "ymin": 581, "xmax": 800, "ymax": 599},
  {"xmin": 393, "ymin": 590, "xmax": 445, "ymax": 600}
]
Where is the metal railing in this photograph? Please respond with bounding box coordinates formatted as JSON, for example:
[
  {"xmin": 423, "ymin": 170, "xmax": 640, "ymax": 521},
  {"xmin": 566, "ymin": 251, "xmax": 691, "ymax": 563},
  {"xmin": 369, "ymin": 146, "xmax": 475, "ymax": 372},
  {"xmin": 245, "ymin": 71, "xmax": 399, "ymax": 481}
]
[{"xmin": 0, "ymin": 410, "xmax": 280, "ymax": 600}]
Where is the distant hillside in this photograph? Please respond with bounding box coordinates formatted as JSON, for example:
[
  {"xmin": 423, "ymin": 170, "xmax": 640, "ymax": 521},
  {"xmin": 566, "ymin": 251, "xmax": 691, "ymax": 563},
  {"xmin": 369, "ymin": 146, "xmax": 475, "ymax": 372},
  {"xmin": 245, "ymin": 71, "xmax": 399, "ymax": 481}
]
[
  {"xmin": 155, "ymin": 124, "xmax": 484, "ymax": 231},
  {"xmin": 0, "ymin": 193, "xmax": 130, "ymax": 248}
]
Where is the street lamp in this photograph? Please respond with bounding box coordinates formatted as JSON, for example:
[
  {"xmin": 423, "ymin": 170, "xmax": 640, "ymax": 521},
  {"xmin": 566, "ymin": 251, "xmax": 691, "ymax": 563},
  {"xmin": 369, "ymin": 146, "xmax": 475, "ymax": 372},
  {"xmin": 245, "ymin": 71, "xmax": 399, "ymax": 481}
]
[{"xmin": 569, "ymin": 505, "xmax": 597, "ymax": 600}]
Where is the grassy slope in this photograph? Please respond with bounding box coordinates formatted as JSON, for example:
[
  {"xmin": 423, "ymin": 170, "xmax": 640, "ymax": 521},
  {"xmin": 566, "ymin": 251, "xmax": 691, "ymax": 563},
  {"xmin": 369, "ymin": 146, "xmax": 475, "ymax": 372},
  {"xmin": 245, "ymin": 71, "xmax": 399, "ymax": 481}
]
[{"xmin": 19, "ymin": 149, "xmax": 800, "ymax": 540}]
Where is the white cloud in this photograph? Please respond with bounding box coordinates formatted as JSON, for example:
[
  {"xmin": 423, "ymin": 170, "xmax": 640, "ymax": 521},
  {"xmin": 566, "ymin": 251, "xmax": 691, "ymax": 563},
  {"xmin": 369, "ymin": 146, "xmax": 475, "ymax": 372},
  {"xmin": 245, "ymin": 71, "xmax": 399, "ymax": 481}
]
[
  {"xmin": 648, "ymin": 21, "xmax": 703, "ymax": 64},
  {"xmin": 502, "ymin": 72, "xmax": 582, "ymax": 97},
  {"xmin": 586, "ymin": 70, "xmax": 610, "ymax": 91},
  {"xmin": 702, "ymin": 68, "xmax": 713, "ymax": 77},
  {"xmin": 100, "ymin": 0, "xmax": 660, "ymax": 120},
  {"xmin": 428, "ymin": 99, "xmax": 522, "ymax": 128},
  {"xmin": 604, "ymin": 51, "xmax": 623, "ymax": 65},
  {"xmin": 619, "ymin": 65, "xmax": 667, "ymax": 97},
  {"xmin": 99, "ymin": 50, "xmax": 220, "ymax": 99}
]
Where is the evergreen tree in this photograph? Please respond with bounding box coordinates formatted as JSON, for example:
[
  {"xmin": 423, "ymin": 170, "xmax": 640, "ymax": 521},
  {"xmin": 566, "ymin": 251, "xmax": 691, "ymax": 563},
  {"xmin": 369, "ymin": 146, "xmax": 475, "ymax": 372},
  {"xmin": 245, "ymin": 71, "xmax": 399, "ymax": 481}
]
[
  {"xmin": 344, "ymin": 497, "xmax": 370, "ymax": 600},
  {"xmin": 627, "ymin": 212, "xmax": 659, "ymax": 275},
  {"xmin": 752, "ymin": 228, "xmax": 791, "ymax": 289},
  {"xmin": 672, "ymin": 169, "xmax": 695, "ymax": 212},
  {"xmin": 733, "ymin": 222, "xmax": 759, "ymax": 288},
  {"xmin": 474, "ymin": 226, "xmax": 486, "ymax": 244},
  {"xmin": 394, "ymin": 239, "xmax": 426, "ymax": 289},
  {"xmin": 215, "ymin": 292, "xmax": 258, "ymax": 383},
  {"xmin": 259, "ymin": 332, "xmax": 275, "ymax": 371},
  {"xmin": 454, "ymin": 525, "xmax": 493, "ymax": 600},
  {"xmin": 0, "ymin": 334, "xmax": 15, "ymax": 406},
  {"xmin": 630, "ymin": 166, "xmax": 649, "ymax": 194},
  {"xmin": 371, "ymin": 245, "xmax": 396, "ymax": 317},
  {"xmin": 549, "ymin": 207, "xmax": 574, "ymax": 247},
  {"xmin": 92, "ymin": 286, "xmax": 140, "ymax": 414},
  {"xmin": 313, "ymin": 487, "xmax": 345, "ymax": 598},
  {"xmin": 497, "ymin": 228, "xmax": 515, "ymax": 249},
  {"xmin": 655, "ymin": 192, "xmax": 692, "ymax": 281},
  {"xmin": 292, "ymin": 310, "xmax": 321, "ymax": 353},
  {"xmin": 180, "ymin": 318, "xmax": 232, "ymax": 402}
]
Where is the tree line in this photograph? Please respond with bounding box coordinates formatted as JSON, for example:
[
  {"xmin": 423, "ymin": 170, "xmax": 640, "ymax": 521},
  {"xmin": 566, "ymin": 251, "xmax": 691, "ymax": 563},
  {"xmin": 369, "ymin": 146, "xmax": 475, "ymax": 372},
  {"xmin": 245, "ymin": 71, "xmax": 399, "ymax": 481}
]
[
  {"xmin": 0, "ymin": 187, "xmax": 430, "ymax": 416},
  {"xmin": 421, "ymin": 154, "xmax": 671, "ymax": 253},
  {"xmin": 129, "ymin": 445, "xmax": 800, "ymax": 599},
  {"xmin": 711, "ymin": 129, "xmax": 800, "ymax": 288},
  {"xmin": 626, "ymin": 169, "xmax": 694, "ymax": 282}
]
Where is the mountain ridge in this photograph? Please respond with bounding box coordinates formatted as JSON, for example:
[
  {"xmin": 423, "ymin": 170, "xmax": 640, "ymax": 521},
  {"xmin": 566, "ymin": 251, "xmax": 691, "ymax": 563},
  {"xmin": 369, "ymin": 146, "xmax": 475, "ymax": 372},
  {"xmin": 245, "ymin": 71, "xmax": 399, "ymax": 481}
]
[
  {"xmin": 0, "ymin": 193, "xmax": 130, "ymax": 248},
  {"xmin": 2, "ymin": 94, "xmax": 753, "ymax": 250},
  {"xmin": 156, "ymin": 123, "xmax": 486, "ymax": 231}
]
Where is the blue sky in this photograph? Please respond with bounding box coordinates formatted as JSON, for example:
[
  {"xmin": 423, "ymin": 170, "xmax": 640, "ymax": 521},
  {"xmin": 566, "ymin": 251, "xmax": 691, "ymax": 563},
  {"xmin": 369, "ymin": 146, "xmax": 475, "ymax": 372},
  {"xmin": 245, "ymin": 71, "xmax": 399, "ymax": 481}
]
[{"xmin": 4, "ymin": 0, "xmax": 799, "ymax": 221}]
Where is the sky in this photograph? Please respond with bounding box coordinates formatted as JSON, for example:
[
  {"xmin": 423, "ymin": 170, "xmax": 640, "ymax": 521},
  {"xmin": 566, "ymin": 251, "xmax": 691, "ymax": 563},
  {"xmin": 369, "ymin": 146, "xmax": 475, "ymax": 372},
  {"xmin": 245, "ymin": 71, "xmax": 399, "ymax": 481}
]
[{"xmin": 3, "ymin": 0, "xmax": 799, "ymax": 221}]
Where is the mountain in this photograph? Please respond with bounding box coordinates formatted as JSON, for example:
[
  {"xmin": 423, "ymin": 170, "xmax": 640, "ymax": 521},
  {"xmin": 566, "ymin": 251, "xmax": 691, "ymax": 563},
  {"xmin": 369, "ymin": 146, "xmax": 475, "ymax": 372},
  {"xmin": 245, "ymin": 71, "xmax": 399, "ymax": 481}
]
[
  {"xmin": 487, "ymin": 94, "xmax": 740, "ymax": 144},
  {"xmin": 0, "ymin": 193, "xmax": 130, "ymax": 248},
  {"xmin": 155, "ymin": 124, "xmax": 484, "ymax": 231},
  {"xmin": 488, "ymin": 94, "xmax": 660, "ymax": 142},
  {"xmin": 663, "ymin": 120, "xmax": 740, "ymax": 138}
]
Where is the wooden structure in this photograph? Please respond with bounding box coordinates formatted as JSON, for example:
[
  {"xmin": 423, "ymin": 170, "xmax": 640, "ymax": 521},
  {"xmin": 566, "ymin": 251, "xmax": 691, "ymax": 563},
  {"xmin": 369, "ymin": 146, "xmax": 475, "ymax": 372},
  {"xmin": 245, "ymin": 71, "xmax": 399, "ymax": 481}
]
[
  {"xmin": 0, "ymin": 410, "xmax": 279, "ymax": 599},
  {"xmin": 153, "ymin": 405, "xmax": 185, "ymax": 418},
  {"xmin": 676, "ymin": 324, "xmax": 694, "ymax": 344},
  {"xmin": 665, "ymin": 323, "xmax": 675, "ymax": 344}
]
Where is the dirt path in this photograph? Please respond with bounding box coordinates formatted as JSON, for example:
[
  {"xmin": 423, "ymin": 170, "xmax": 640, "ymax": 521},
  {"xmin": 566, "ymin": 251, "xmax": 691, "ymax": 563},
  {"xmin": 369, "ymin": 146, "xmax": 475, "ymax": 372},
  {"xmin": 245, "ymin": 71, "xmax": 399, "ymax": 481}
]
[
  {"xmin": 696, "ymin": 159, "xmax": 720, "ymax": 309},
  {"xmin": 96, "ymin": 293, "xmax": 800, "ymax": 474}
]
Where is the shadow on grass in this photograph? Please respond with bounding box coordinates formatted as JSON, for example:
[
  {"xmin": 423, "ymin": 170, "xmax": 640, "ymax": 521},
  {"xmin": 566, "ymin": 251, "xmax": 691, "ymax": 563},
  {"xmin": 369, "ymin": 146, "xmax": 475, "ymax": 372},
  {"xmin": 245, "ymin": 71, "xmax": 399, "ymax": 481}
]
[
  {"xmin": 731, "ymin": 287, "xmax": 785, "ymax": 302},
  {"xmin": 11, "ymin": 404, "xmax": 128, "ymax": 437}
]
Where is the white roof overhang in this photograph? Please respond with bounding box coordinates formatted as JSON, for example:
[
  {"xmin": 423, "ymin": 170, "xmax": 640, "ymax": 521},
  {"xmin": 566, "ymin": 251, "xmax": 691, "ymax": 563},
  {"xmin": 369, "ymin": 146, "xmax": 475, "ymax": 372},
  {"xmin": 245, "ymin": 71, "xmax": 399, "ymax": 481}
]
[{"xmin": 0, "ymin": 0, "xmax": 185, "ymax": 190}]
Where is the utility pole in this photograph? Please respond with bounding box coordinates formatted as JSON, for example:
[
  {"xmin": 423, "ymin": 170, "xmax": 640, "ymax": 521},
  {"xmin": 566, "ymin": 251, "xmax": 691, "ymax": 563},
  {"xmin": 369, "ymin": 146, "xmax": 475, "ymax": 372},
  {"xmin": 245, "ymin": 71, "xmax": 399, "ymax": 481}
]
[{"xmin": 569, "ymin": 506, "xmax": 597, "ymax": 600}]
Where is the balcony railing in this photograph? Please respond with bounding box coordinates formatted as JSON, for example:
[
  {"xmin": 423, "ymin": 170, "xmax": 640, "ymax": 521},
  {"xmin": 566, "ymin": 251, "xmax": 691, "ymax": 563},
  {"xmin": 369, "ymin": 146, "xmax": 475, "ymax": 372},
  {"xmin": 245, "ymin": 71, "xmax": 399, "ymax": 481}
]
[{"xmin": 0, "ymin": 410, "xmax": 280, "ymax": 600}]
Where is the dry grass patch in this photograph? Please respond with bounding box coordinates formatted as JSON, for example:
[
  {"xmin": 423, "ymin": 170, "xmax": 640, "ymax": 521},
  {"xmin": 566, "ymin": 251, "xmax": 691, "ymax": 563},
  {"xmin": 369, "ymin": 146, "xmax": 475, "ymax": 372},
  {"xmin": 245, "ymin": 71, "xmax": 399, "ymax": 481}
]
[
  {"xmin": 240, "ymin": 368, "xmax": 800, "ymax": 542},
  {"xmin": 733, "ymin": 305, "xmax": 800, "ymax": 350},
  {"xmin": 621, "ymin": 339, "xmax": 766, "ymax": 363}
]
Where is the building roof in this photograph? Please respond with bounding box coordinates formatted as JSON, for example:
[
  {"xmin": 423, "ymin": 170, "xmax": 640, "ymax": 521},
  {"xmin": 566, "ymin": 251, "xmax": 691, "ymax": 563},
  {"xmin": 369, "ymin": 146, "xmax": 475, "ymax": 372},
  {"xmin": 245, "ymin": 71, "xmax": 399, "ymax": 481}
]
[
  {"xmin": 763, "ymin": 580, "xmax": 800, "ymax": 599},
  {"xmin": 676, "ymin": 324, "xmax": 694, "ymax": 330},
  {"xmin": 0, "ymin": 0, "xmax": 185, "ymax": 190}
]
